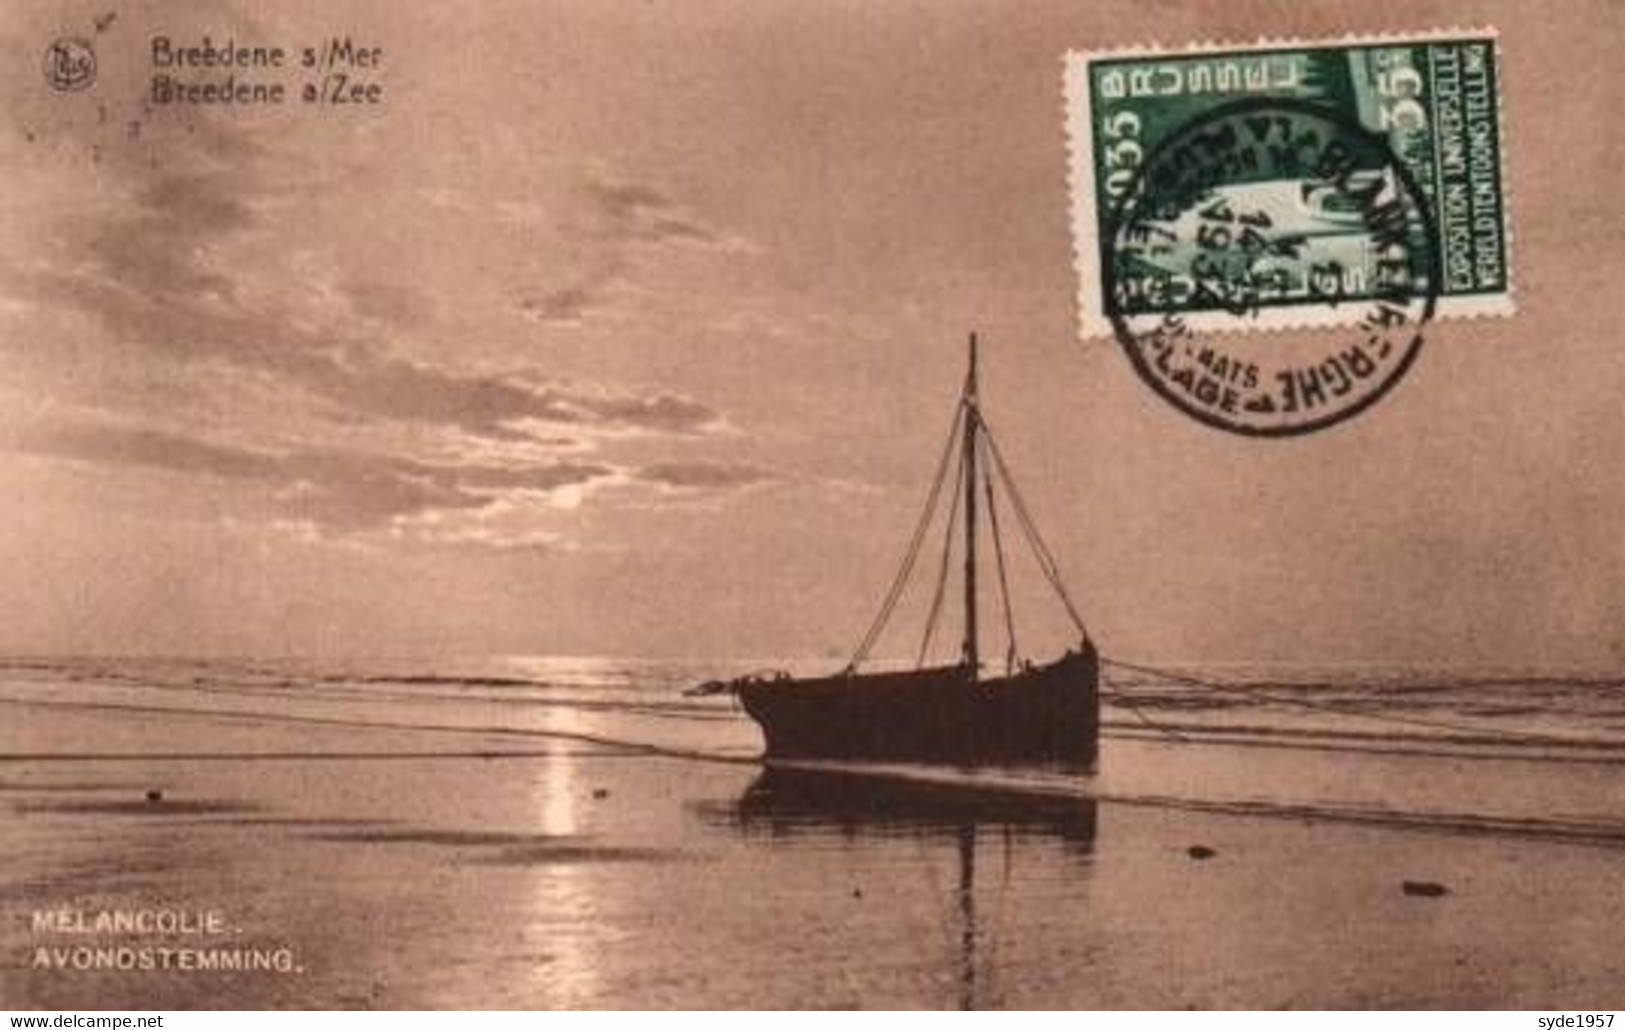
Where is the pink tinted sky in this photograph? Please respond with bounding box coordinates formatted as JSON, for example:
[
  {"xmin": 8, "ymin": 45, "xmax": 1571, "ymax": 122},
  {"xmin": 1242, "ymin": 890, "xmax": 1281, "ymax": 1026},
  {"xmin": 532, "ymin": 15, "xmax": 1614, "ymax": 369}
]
[{"xmin": 0, "ymin": 0, "xmax": 1622, "ymax": 666}]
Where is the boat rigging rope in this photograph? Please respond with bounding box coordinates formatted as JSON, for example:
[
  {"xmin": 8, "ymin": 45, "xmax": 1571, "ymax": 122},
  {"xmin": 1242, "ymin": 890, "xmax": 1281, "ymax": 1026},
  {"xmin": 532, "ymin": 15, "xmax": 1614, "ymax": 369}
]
[
  {"xmin": 917, "ymin": 439, "xmax": 967, "ymax": 667},
  {"xmin": 977, "ymin": 416, "xmax": 1090, "ymax": 641},
  {"xmin": 847, "ymin": 376, "xmax": 1097, "ymax": 672},
  {"xmin": 1101, "ymin": 656, "xmax": 1605, "ymax": 748},
  {"xmin": 845, "ymin": 400, "xmax": 965, "ymax": 672},
  {"xmin": 978, "ymin": 430, "xmax": 1020, "ymax": 675},
  {"xmin": 1098, "ymin": 675, "xmax": 1193, "ymax": 743}
]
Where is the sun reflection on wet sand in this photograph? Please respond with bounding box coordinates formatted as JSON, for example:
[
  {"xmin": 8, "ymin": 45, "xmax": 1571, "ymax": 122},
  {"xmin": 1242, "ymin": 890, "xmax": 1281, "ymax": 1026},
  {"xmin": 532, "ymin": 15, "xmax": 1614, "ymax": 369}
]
[{"xmin": 519, "ymin": 706, "xmax": 599, "ymax": 1008}]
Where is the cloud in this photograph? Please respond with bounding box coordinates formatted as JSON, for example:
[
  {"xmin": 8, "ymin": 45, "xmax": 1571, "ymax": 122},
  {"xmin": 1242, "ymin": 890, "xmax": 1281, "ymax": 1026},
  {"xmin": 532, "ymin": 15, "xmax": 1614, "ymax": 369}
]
[
  {"xmin": 8, "ymin": 420, "xmax": 777, "ymax": 545},
  {"xmin": 341, "ymin": 279, "xmax": 437, "ymax": 329},
  {"xmin": 383, "ymin": 497, "xmax": 573, "ymax": 554},
  {"xmin": 584, "ymin": 179, "xmax": 722, "ymax": 247},
  {"xmin": 10, "ymin": 419, "xmax": 614, "ymax": 537},
  {"xmin": 2, "ymin": 89, "xmax": 768, "ymax": 556},
  {"xmin": 636, "ymin": 460, "xmax": 776, "ymax": 491},
  {"xmin": 521, "ymin": 285, "xmax": 597, "ymax": 326},
  {"xmin": 21, "ymin": 263, "xmax": 723, "ymax": 441},
  {"xmin": 517, "ymin": 173, "xmax": 745, "ymax": 326},
  {"xmin": 517, "ymin": 267, "xmax": 625, "ymax": 328},
  {"xmin": 564, "ymin": 390, "xmax": 722, "ymax": 435},
  {"xmin": 85, "ymin": 171, "xmax": 256, "ymax": 298},
  {"xmin": 333, "ymin": 357, "xmax": 723, "ymax": 438},
  {"xmin": 9, "ymin": 108, "xmax": 730, "ymax": 446},
  {"xmin": 14, "ymin": 422, "xmax": 283, "ymax": 482}
]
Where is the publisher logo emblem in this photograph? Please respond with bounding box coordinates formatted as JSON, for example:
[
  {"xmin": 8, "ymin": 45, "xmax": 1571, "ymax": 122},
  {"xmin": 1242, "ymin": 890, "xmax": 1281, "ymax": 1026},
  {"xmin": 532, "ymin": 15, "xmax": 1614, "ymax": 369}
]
[{"xmin": 43, "ymin": 37, "xmax": 96, "ymax": 92}]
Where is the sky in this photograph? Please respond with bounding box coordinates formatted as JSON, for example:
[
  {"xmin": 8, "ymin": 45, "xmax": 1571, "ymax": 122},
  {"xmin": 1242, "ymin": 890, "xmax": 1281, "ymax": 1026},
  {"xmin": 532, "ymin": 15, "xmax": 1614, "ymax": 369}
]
[{"xmin": 1, "ymin": 0, "xmax": 1622, "ymax": 666}]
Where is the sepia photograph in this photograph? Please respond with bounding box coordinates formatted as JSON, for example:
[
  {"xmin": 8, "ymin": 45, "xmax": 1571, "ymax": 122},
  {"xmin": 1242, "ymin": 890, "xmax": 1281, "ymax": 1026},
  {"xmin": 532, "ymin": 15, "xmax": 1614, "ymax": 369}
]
[{"xmin": 2, "ymin": 0, "xmax": 1622, "ymax": 1013}]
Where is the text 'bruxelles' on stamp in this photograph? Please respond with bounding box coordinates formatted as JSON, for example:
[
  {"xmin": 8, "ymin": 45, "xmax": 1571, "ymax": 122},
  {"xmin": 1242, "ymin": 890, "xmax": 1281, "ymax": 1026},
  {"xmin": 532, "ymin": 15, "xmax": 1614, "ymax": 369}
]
[{"xmin": 1063, "ymin": 30, "xmax": 1512, "ymax": 436}]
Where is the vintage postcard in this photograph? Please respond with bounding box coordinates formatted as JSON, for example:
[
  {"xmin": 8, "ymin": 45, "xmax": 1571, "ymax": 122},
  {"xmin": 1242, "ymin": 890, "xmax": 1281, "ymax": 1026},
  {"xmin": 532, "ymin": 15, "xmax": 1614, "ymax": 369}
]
[{"xmin": 3, "ymin": 0, "xmax": 1623, "ymax": 1015}]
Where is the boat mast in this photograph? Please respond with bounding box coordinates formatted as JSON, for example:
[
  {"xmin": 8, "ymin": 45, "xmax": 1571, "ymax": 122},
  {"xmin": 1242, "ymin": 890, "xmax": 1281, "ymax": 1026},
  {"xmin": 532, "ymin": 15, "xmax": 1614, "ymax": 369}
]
[{"xmin": 962, "ymin": 333, "xmax": 980, "ymax": 679}]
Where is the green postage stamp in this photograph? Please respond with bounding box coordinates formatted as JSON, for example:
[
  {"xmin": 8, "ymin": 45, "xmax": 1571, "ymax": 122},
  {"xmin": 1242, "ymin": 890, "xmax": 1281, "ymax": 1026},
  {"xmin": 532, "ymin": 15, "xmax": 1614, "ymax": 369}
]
[{"xmin": 1065, "ymin": 30, "xmax": 1512, "ymax": 342}]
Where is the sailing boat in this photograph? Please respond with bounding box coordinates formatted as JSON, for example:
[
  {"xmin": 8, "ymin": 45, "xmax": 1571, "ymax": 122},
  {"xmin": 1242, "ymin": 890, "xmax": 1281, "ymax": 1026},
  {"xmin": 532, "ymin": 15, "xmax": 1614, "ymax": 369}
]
[{"xmin": 698, "ymin": 334, "xmax": 1100, "ymax": 765}]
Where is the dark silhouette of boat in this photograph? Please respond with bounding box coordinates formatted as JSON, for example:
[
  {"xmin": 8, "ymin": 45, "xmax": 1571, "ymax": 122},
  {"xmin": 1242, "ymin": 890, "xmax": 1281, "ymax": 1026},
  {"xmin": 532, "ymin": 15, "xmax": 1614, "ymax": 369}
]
[{"xmin": 694, "ymin": 335, "xmax": 1100, "ymax": 765}]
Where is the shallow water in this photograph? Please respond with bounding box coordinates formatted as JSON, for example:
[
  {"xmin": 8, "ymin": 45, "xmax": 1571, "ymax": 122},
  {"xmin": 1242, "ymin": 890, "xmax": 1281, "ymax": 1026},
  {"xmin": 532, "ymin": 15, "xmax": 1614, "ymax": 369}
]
[
  {"xmin": 3, "ymin": 655, "xmax": 1624, "ymax": 1007},
  {"xmin": 6, "ymin": 653, "xmax": 1624, "ymax": 839}
]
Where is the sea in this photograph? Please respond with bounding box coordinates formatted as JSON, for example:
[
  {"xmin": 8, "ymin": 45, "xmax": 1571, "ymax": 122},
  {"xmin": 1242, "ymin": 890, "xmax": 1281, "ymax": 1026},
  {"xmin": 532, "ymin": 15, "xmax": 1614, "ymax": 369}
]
[{"xmin": 3, "ymin": 653, "xmax": 1624, "ymax": 1008}]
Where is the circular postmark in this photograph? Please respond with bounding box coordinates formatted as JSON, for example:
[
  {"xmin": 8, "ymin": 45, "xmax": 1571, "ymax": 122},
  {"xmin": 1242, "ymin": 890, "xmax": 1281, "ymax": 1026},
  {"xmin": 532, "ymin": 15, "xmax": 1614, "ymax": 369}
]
[
  {"xmin": 43, "ymin": 37, "xmax": 97, "ymax": 92},
  {"xmin": 1105, "ymin": 98, "xmax": 1439, "ymax": 437}
]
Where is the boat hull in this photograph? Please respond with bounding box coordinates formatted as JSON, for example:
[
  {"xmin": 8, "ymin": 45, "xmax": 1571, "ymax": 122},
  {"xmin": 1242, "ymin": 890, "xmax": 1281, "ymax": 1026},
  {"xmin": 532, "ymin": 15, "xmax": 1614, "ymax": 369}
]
[{"xmin": 736, "ymin": 644, "xmax": 1099, "ymax": 765}]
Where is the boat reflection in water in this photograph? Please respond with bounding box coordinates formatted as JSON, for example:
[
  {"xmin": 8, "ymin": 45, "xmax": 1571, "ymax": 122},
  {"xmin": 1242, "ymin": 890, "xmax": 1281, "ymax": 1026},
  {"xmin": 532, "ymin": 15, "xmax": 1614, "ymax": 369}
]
[
  {"xmin": 712, "ymin": 765, "xmax": 1098, "ymax": 1009},
  {"xmin": 730, "ymin": 765, "xmax": 1098, "ymax": 850}
]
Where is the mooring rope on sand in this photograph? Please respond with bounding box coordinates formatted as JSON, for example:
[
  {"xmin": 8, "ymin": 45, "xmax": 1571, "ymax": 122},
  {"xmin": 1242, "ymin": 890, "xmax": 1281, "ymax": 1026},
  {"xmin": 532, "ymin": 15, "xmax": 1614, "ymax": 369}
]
[{"xmin": 1100, "ymin": 656, "xmax": 1615, "ymax": 751}]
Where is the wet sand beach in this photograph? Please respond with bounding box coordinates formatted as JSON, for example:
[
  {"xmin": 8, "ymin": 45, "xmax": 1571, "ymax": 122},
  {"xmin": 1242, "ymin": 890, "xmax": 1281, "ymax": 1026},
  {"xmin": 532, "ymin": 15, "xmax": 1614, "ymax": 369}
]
[{"xmin": 4, "ymin": 658, "xmax": 1625, "ymax": 1009}]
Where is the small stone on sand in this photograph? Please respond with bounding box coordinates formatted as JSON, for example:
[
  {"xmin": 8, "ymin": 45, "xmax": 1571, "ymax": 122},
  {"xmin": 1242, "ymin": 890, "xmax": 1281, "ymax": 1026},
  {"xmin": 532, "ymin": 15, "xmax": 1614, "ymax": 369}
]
[
  {"xmin": 145, "ymin": 789, "xmax": 163, "ymax": 803},
  {"xmin": 1187, "ymin": 845, "xmax": 1216, "ymax": 860},
  {"xmin": 1403, "ymin": 880, "xmax": 1449, "ymax": 897},
  {"xmin": 591, "ymin": 788, "xmax": 610, "ymax": 800}
]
